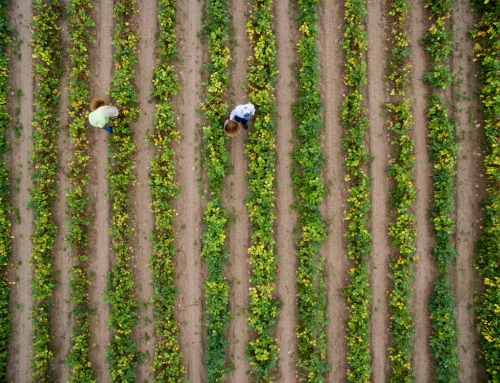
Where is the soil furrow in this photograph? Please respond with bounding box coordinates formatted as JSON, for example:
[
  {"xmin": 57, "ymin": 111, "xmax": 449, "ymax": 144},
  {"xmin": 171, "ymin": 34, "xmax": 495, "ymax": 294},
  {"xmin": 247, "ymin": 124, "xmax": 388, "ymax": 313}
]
[
  {"xmin": 318, "ymin": 1, "xmax": 349, "ymax": 381},
  {"xmin": 274, "ymin": 0, "xmax": 299, "ymax": 381},
  {"xmin": 173, "ymin": 0, "xmax": 205, "ymax": 381},
  {"xmin": 5, "ymin": 2, "xmax": 33, "ymax": 381},
  {"xmin": 451, "ymin": 1, "xmax": 485, "ymax": 381},
  {"xmin": 367, "ymin": 0, "xmax": 391, "ymax": 380},
  {"xmin": 51, "ymin": 1, "xmax": 72, "ymax": 378},
  {"xmin": 225, "ymin": 0, "xmax": 253, "ymax": 380},
  {"xmin": 409, "ymin": 0, "xmax": 435, "ymax": 381},
  {"xmin": 87, "ymin": 0, "xmax": 113, "ymax": 380},
  {"xmin": 130, "ymin": 1, "xmax": 158, "ymax": 380}
]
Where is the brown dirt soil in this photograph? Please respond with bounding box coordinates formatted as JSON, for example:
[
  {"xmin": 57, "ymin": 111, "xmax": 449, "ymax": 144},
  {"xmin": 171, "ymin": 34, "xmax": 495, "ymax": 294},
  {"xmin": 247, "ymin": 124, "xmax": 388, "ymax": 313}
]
[
  {"xmin": 451, "ymin": 1, "xmax": 486, "ymax": 381},
  {"xmin": 129, "ymin": 1, "xmax": 158, "ymax": 380},
  {"xmin": 225, "ymin": 0, "xmax": 253, "ymax": 380},
  {"xmin": 86, "ymin": 0, "xmax": 113, "ymax": 380},
  {"xmin": 172, "ymin": 0, "xmax": 206, "ymax": 381},
  {"xmin": 318, "ymin": 1, "xmax": 350, "ymax": 381},
  {"xmin": 409, "ymin": 0, "xmax": 436, "ymax": 381},
  {"xmin": 367, "ymin": 0, "xmax": 391, "ymax": 380},
  {"xmin": 274, "ymin": 1, "xmax": 299, "ymax": 381},
  {"xmin": 5, "ymin": 2, "xmax": 34, "ymax": 382}
]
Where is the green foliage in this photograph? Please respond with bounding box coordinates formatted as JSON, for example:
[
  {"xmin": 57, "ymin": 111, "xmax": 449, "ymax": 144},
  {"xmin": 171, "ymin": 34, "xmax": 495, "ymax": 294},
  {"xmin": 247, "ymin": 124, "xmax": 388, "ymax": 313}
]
[
  {"xmin": 470, "ymin": 8, "xmax": 500, "ymax": 380},
  {"xmin": 104, "ymin": 1, "xmax": 140, "ymax": 381},
  {"xmin": 340, "ymin": 0, "xmax": 372, "ymax": 381},
  {"xmin": 65, "ymin": 0, "xmax": 95, "ymax": 381},
  {"xmin": 422, "ymin": 1, "xmax": 459, "ymax": 382},
  {"xmin": 385, "ymin": 1, "xmax": 416, "ymax": 381},
  {"xmin": 0, "ymin": 0, "xmax": 10, "ymax": 378},
  {"xmin": 148, "ymin": 0, "xmax": 185, "ymax": 381},
  {"xmin": 245, "ymin": 1, "xmax": 279, "ymax": 381},
  {"xmin": 28, "ymin": 0, "xmax": 62, "ymax": 380},
  {"xmin": 200, "ymin": 0, "xmax": 231, "ymax": 381},
  {"xmin": 291, "ymin": 1, "xmax": 328, "ymax": 381}
]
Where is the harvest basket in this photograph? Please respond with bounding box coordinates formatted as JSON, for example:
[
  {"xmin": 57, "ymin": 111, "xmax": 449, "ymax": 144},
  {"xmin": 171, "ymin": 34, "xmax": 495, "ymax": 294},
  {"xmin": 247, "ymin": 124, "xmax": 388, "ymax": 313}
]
[
  {"xmin": 90, "ymin": 97, "xmax": 106, "ymax": 111},
  {"xmin": 224, "ymin": 119, "xmax": 241, "ymax": 137}
]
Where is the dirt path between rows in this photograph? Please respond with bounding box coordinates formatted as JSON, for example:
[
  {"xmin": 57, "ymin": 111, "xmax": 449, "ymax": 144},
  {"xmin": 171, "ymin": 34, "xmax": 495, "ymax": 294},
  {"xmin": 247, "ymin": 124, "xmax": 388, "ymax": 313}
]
[
  {"xmin": 409, "ymin": 0, "xmax": 435, "ymax": 381},
  {"xmin": 318, "ymin": 1, "xmax": 350, "ymax": 381},
  {"xmin": 86, "ymin": 0, "xmax": 113, "ymax": 380},
  {"xmin": 366, "ymin": 0, "xmax": 391, "ymax": 380},
  {"xmin": 451, "ymin": 1, "xmax": 485, "ymax": 380},
  {"xmin": 225, "ymin": 0, "xmax": 253, "ymax": 380},
  {"xmin": 129, "ymin": 1, "xmax": 158, "ymax": 380},
  {"xmin": 172, "ymin": 0, "xmax": 205, "ymax": 381},
  {"xmin": 50, "ymin": 0, "xmax": 72, "ymax": 378},
  {"xmin": 6, "ymin": 1, "xmax": 34, "ymax": 381},
  {"xmin": 274, "ymin": 1, "xmax": 299, "ymax": 381}
]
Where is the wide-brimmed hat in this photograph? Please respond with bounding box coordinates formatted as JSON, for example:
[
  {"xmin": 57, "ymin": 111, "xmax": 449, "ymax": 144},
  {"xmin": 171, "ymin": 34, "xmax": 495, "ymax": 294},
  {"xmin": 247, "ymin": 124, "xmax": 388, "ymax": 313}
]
[{"xmin": 90, "ymin": 98, "xmax": 106, "ymax": 111}]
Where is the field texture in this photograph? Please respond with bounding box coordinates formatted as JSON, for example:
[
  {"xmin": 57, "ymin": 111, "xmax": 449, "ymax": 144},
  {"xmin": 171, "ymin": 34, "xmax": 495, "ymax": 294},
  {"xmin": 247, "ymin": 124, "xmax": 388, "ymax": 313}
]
[{"xmin": 1, "ymin": 0, "xmax": 498, "ymax": 382}]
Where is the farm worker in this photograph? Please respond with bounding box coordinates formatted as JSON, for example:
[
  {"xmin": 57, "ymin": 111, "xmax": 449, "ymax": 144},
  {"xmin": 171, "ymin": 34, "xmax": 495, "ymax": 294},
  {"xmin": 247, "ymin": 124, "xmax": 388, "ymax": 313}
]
[
  {"xmin": 230, "ymin": 103, "xmax": 255, "ymax": 130},
  {"xmin": 89, "ymin": 97, "xmax": 119, "ymax": 133}
]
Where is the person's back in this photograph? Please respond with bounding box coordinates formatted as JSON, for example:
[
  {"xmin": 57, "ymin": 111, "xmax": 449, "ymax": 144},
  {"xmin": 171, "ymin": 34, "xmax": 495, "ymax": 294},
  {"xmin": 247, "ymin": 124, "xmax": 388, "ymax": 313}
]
[
  {"xmin": 230, "ymin": 103, "xmax": 255, "ymax": 129},
  {"xmin": 89, "ymin": 105, "xmax": 119, "ymax": 133}
]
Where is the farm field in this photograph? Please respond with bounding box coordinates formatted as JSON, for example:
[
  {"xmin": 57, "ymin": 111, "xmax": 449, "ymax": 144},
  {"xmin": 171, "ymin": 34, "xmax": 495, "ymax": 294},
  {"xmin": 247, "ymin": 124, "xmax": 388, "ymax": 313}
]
[{"xmin": 1, "ymin": 0, "xmax": 498, "ymax": 382}]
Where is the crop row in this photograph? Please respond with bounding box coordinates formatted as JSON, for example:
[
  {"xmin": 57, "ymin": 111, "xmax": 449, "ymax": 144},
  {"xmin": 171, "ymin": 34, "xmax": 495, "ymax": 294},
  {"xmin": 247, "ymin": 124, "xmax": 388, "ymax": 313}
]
[
  {"xmin": 422, "ymin": 1, "xmax": 459, "ymax": 381},
  {"xmin": 245, "ymin": 1, "xmax": 279, "ymax": 381},
  {"xmin": 148, "ymin": 0, "xmax": 185, "ymax": 381},
  {"xmin": 28, "ymin": 0, "xmax": 62, "ymax": 380},
  {"xmin": 104, "ymin": 0, "xmax": 140, "ymax": 381},
  {"xmin": 385, "ymin": 1, "xmax": 416, "ymax": 381},
  {"xmin": 470, "ymin": 1, "xmax": 500, "ymax": 379},
  {"xmin": 65, "ymin": 0, "xmax": 95, "ymax": 381},
  {"xmin": 0, "ymin": 2, "xmax": 10, "ymax": 379},
  {"xmin": 291, "ymin": 0, "xmax": 328, "ymax": 382},
  {"xmin": 340, "ymin": 0, "xmax": 372, "ymax": 381},
  {"xmin": 200, "ymin": 0, "xmax": 231, "ymax": 381}
]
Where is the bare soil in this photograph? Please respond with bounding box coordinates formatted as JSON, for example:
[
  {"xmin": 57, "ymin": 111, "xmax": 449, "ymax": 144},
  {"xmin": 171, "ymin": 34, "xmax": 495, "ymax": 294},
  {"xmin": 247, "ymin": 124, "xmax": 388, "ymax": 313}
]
[{"xmin": 4, "ymin": 0, "xmax": 487, "ymax": 382}]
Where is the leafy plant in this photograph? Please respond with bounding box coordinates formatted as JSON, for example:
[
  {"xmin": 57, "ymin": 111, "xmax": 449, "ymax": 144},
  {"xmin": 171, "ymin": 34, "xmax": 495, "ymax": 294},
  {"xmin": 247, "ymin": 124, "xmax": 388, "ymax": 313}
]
[
  {"xmin": 200, "ymin": 0, "xmax": 232, "ymax": 381},
  {"xmin": 291, "ymin": 1, "xmax": 328, "ymax": 381},
  {"xmin": 28, "ymin": 0, "xmax": 62, "ymax": 380},
  {"xmin": 244, "ymin": 1, "xmax": 279, "ymax": 381},
  {"xmin": 422, "ymin": 1, "xmax": 459, "ymax": 381},
  {"xmin": 470, "ymin": 3, "xmax": 500, "ymax": 379},
  {"xmin": 65, "ymin": 0, "xmax": 96, "ymax": 382},
  {"xmin": 340, "ymin": 0, "xmax": 372, "ymax": 381},
  {"xmin": 148, "ymin": 0, "xmax": 185, "ymax": 381}
]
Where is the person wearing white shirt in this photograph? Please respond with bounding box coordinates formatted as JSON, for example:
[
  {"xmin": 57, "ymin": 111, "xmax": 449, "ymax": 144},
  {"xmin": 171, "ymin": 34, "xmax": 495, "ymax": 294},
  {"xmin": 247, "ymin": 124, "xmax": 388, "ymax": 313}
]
[{"xmin": 229, "ymin": 103, "xmax": 255, "ymax": 130}]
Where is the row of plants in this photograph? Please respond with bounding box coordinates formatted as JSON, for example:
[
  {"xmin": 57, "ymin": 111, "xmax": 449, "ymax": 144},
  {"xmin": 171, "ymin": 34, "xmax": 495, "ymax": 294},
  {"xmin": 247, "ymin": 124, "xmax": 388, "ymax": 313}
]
[
  {"xmin": 0, "ymin": 0, "xmax": 10, "ymax": 378},
  {"xmin": 291, "ymin": 0, "xmax": 328, "ymax": 382},
  {"xmin": 200, "ymin": 0, "xmax": 232, "ymax": 381},
  {"xmin": 385, "ymin": 0, "xmax": 416, "ymax": 381},
  {"xmin": 28, "ymin": 0, "xmax": 63, "ymax": 380},
  {"xmin": 244, "ymin": 1, "xmax": 279, "ymax": 381},
  {"xmin": 470, "ymin": 0, "xmax": 500, "ymax": 379},
  {"xmin": 422, "ymin": 0, "xmax": 459, "ymax": 381},
  {"xmin": 104, "ymin": 0, "xmax": 140, "ymax": 381},
  {"xmin": 65, "ymin": 0, "xmax": 95, "ymax": 381},
  {"xmin": 340, "ymin": 0, "xmax": 372, "ymax": 381},
  {"xmin": 148, "ymin": 0, "xmax": 185, "ymax": 381}
]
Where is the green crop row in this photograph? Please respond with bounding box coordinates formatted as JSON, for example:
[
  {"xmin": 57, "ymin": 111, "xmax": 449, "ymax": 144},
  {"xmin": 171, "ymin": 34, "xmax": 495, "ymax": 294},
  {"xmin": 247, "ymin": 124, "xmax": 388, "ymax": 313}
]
[
  {"xmin": 104, "ymin": 0, "xmax": 140, "ymax": 381},
  {"xmin": 385, "ymin": 1, "xmax": 416, "ymax": 382},
  {"xmin": 200, "ymin": 0, "xmax": 231, "ymax": 381},
  {"xmin": 245, "ymin": 1, "xmax": 279, "ymax": 381},
  {"xmin": 422, "ymin": 1, "xmax": 459, "ymax": 382},
  {"xmin": 65, "ymin": 0, "xmax": 95, "ymax": 382},
  {"xmin": 470, "ymin": 1, "xmax": 500, "ymax": 379},
  {"xmin": 0, "ymin": 0, "xmax": 10, "ymax": 378},
  {"xmin": 148, "ymin": 0, "xmax": 185, "ymax": 381},
  {"xmin": 340, "ymin": 0, "xmax": 372, "ymax": 381},
  {"xmin": 291, "ymin": 1, "xmax": 328, "ymax": 382},
  {"xmin": 28, "ymin": 0, "xmax": 63, "ymax": 380}
]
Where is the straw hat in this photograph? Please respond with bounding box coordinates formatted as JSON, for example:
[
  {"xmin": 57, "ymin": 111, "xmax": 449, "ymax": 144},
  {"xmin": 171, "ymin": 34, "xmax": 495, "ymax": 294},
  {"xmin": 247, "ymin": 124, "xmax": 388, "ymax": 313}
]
[{"xmin": 90, "ymin": 98, "xmax": 106, "ymax": 111}]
